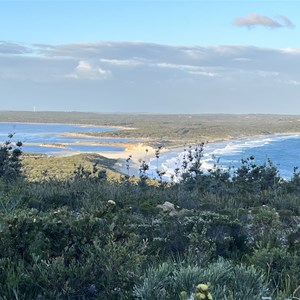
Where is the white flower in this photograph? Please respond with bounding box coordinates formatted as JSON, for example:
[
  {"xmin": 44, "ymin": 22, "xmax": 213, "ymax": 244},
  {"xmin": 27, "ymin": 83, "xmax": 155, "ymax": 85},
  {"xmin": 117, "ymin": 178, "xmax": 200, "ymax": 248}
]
[{"xmin": 107, "ymin": 200, "xmax": 116, "ymax": 206}]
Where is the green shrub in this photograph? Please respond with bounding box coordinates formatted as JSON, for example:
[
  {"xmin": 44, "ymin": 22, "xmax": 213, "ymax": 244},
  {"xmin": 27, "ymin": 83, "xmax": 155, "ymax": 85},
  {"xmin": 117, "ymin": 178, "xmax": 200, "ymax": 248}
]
[
  {"xmin": 248, "ymin": 246, "xmax": 300, "ymax": 298},
  {"xmin": 0, "ymin": 133, "xmax": 23, "ymax": 182},
  {"xmin": 0, "ymin": 204, "xmax": 146, "ymax": 299},
  {"xmin": 134, "ymin": 259, "xmax": 269, "ymax": 300}
]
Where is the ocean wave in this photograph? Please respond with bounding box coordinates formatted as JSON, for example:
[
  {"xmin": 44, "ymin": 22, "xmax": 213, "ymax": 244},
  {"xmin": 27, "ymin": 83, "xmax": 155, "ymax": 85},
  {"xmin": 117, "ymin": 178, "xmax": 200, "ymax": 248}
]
[{"xmin": 145, "ymin": 134, "xmax": 300, "ymax": 180}]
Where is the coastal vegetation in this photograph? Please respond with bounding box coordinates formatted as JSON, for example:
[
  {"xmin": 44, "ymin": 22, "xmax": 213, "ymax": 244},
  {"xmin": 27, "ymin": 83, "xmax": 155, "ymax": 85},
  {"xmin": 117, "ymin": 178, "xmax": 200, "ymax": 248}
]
[
  {"xmin": 2, "ymin": 111, "xmax": 300, "ymax": 146},
  {"xmin": 0, "ymin": 129, "xmax": 300, "ymax": 300},
  {"xmin": 21, "ymin": 153, "xmax": 119, "ymax": 182}
]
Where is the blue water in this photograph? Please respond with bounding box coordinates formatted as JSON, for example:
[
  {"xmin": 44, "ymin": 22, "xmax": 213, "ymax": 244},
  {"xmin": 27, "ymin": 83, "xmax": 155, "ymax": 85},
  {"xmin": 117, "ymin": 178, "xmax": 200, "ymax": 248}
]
[
  {"xmin": 148, "ymin": 135, "xmax": 300, "ymax": 180},
  {"xmin": 0, "ymin": 122, "xmax": 117, "ymax": 136},
  {"xmin": 0, "ymin": 122, "xmax": 129, "ymax": 155},
  {"xmin": 204, "ymin": 135, "xmax": 300, "ymax": 179},
  {"xmin": 2, "ymin": 122, "xmax": 300, "ymax": 179}
]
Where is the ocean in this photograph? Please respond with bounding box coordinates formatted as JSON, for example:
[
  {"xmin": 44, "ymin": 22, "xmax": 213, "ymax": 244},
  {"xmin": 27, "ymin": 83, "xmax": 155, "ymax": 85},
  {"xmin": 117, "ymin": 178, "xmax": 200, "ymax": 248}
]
[
  {"xmin": 147, "ymin": 134, "xmax": 300, "ymax": 180},
  {"xmin": 1, "ymin": 122, "xmax": 299, "ymax": 179}
]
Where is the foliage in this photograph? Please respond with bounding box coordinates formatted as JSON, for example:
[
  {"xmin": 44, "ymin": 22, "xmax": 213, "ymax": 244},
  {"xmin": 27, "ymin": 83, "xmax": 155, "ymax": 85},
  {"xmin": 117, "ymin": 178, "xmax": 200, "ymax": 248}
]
[
  {"xmin": 3, "ymin": 111, "xmax": 300, "ymax": 145},
  {"xmin": 247, "ymin": 246, "xmax": 300, "ymax": 299},
  {"xmin": 136, "ymin": 211, "xmax": 248, "ymax": 261},
  {"xmin": 134, "ymin": 259, "xmax": 269, "ymax": 300},
  {"xmin": 0, "ymin": 133, "xmax": 23, "ymax": 181},
  {"xmin": 0, "ymin": 204, "xmax": 146, "ymax": 299},
  {"xmin": 1, "ymin": 132, "xmax": 300, "ymax": 298},
  {"xmin": 22, "ymin": 153, "xmax": 119, "ymax": 182},
  {"xmin": 233, "ymin": 157, "xmax": 280, "ymax": 194}
]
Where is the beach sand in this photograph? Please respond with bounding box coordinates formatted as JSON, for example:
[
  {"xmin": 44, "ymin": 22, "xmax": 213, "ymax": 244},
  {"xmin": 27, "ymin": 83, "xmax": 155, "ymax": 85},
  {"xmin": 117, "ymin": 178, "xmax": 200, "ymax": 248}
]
[{"xmin": 96, "ymin": 143, "xmax": 171, "ymax": 175}]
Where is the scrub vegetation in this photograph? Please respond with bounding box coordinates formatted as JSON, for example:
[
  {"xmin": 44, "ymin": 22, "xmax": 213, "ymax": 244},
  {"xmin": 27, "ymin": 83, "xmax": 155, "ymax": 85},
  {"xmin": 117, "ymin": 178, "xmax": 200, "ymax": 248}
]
[
  {"xmin": 21, "ymin": 153, "xmax": 119, "ymax": 182},
  {"xmin": 2, "ymin": 111, "xmax": 300, "ymax": 146},
  {"xmin": 1, "ymin": 115, "xmax": 300, "ymax": 299}
]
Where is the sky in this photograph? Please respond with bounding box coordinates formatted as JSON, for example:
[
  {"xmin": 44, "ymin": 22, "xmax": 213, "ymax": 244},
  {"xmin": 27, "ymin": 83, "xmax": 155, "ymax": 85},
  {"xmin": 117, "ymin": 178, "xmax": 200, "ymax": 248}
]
[{"xmin": 0, "ymin": 0, "xmax": 300, "ymax": 114}]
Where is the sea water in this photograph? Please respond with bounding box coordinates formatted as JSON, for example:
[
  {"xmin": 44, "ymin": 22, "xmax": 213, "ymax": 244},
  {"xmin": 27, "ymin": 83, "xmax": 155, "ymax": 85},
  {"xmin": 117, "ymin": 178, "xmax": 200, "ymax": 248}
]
[
  {"xmin": 0, "ymin": 122, "xmax": 133, "ymax": 155},
  {"xmin": 147, "ymin": 135, "xmax": 300, "ymax": 180},
  {"xmin": 1, "ymin": 123, "xmax": 300, "ymax": 179}
]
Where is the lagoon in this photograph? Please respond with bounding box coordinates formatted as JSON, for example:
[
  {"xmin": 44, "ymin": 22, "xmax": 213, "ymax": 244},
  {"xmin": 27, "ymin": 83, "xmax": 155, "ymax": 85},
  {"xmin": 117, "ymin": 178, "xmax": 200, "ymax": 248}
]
[
  {"xmin": 0, "ymin": 122, "xmax": 133, "ymax": 155},
  {"xmin": 1, "ymin": 122, "xmax": 300, "ymax": 179}
]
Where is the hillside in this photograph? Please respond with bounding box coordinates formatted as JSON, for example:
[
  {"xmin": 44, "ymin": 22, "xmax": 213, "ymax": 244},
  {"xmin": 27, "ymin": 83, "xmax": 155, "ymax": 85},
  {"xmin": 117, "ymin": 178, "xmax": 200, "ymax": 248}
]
[{"xmin": 0, "ymin": 112, "xmax": 300, "ymax": 299}]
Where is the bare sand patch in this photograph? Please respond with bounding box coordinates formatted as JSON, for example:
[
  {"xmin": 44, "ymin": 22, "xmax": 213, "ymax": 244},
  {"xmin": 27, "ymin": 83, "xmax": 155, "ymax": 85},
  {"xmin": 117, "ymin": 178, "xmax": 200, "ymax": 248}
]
[{"xmin": 96, "ymin": 143, "xmax": 170, "ymax": 175}]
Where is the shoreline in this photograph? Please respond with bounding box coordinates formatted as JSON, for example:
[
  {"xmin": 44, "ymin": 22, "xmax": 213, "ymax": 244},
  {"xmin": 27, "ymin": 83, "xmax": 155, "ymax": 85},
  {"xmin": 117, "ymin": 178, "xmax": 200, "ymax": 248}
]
[
  {"xmin": 95, "ymin": 132, "xmax": 300, "ymax": 176},
  {"xmin": 0, "ymin": 121, "xmax": 134, "ymax": 131},
  {"xmin": 3, "ymin": 120, "xmax": 300, "ymax": 176},
  {"xmin": 96, "ymin": 143, "xmax": 172, "ymax": 176}
]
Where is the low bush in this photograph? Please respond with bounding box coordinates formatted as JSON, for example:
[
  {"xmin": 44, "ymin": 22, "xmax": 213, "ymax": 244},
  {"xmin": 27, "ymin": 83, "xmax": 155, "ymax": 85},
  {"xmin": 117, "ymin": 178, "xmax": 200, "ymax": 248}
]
[{"xmin": 134, "ymin": 259, "xmax": 269, "ymax": 300}]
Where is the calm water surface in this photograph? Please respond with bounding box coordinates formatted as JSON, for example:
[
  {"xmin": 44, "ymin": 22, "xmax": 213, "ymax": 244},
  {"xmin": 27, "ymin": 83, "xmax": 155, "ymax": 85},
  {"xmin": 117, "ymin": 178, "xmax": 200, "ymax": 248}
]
[{"xmin": 0, "ymin": 122, "xmax": 132, "ymax": 155}]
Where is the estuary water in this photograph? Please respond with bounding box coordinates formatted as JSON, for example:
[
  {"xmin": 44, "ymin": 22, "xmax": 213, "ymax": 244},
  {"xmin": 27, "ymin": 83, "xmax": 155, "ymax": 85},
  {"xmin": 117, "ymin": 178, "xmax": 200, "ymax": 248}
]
[
  {"xmin": 147, "ymin": 134, "xmax": 300, "ymax": 180},
  {"xmin": 1, "ymin": 122, "xmax": 300, "ymax": 179},
  {"xmin": 0, "ymin": 122, "xmax": 132, "ymax": 155}
]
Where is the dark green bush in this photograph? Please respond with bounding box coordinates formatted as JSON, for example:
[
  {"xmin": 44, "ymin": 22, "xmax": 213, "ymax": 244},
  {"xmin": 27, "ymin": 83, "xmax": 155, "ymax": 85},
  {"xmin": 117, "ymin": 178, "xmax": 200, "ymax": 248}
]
[{"xmin": 0, "ymin": 133, "xmax": 23, "ymax": 181}]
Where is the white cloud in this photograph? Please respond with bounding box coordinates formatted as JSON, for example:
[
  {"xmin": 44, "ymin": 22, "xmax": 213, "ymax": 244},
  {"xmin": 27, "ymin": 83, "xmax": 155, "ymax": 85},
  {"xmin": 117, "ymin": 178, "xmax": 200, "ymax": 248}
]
[
  {"xmin": 1, "ymin": 41, "xmax": 300, "ymax": 113},
  {"xmin": 277, "ymin": 15, "xmax": 294, "ymax": 28},
  {"xmin": 66, "ymin": 60, "xmax": 111, "ymax": 80},
  {"xmin": 285, "ymin": 79, "xmax": 300, "ymax": 86},
  {"xmin": 182, "ymin": 49, "xmax": 208, "ymax": 60},
  {"xmin": 233, "ymin": 58, "xmax": 252, "ymax": 62},
  {"xmin": 100, "ymin": 58, "xmax": 143, "ymax": 67},
  {"xmin": 257, "ymin": 70, "xmax": 279, "ymax": 77},
  {"xmin": 0, "ymin": 41, "xmax": 31, "ymax": 55},
  {"xmin": 280, "ymin": 48, "xmax": 300, "ymax": 55},
  {"xmin": 155, "ymin": 63, "xmax": 217, "ymax": 77},
  {"xmin": 233, "ymin": 13, "xmax": 294, "ymax": 29},
  {"xmin": 188, "ymin": 70, "xmax": 216, "ymax": 77},
  {"xmin": 76, "ymin": 60, "xmax": 92, "ymax": 72},
  {"xmin": 2, "ymin": 42, "xmax": 300, "ymax": 82}
]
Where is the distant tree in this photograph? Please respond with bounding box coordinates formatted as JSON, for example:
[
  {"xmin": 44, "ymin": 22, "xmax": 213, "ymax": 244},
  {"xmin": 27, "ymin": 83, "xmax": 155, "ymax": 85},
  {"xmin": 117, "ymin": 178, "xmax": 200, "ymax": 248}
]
[{"xmin": 0, "ymin": 132, "xmax": 23, "ymax": 181}]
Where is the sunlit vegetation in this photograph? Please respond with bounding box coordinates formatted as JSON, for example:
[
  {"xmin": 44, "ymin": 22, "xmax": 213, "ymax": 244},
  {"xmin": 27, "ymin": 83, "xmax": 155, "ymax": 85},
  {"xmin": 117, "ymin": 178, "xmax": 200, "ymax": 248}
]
[
  {"xmin": 1, "ymin": 128, "xmax": 300, "ymax": 299},
  {"xmin": 2, "ymin": 111, "xmax": 300, "ymax": 146},
  {"xmin": 21, "ymin": 153, "xmax": 119, "ymax": 182}
]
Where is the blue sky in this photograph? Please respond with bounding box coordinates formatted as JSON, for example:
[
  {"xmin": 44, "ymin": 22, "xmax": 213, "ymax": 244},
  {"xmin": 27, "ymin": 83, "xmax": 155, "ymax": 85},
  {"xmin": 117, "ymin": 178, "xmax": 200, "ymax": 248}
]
[
  {"xmin": 0, "ymin": 0, "xmax": 300, "ymax": 114},
  {"xmin": 1, "ymin": 0, "xmax": 298, "ymax": 47}
]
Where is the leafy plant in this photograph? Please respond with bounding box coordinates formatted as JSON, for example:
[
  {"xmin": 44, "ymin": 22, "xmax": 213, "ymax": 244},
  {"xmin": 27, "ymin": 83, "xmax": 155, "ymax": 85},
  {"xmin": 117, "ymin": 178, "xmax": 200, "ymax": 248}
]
[
  {"xmin": 134, "ymin": 259, "xmax": 269, "ymax": 300},
  {"xmin": 0, "ymin": 133, "xmax": 23, "ymax": 181}
]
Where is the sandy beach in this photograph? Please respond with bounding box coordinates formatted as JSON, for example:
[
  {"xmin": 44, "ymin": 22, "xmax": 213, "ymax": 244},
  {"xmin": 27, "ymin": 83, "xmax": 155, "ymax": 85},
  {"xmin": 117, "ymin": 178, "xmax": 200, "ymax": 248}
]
[{"xmin": 96, "ymin": 142, "xmax": 174, "ymax": 175}]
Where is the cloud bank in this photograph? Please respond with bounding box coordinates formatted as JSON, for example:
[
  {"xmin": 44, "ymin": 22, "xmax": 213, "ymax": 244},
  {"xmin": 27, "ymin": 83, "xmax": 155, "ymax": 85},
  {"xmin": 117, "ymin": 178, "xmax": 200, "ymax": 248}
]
[
  {"xmin": 0, "ymin": 41, "xmax": 299, "ymax": 114},
  {"xmin": 233, "ymin": 13, "xmax": 294, "ymax": 29}
]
